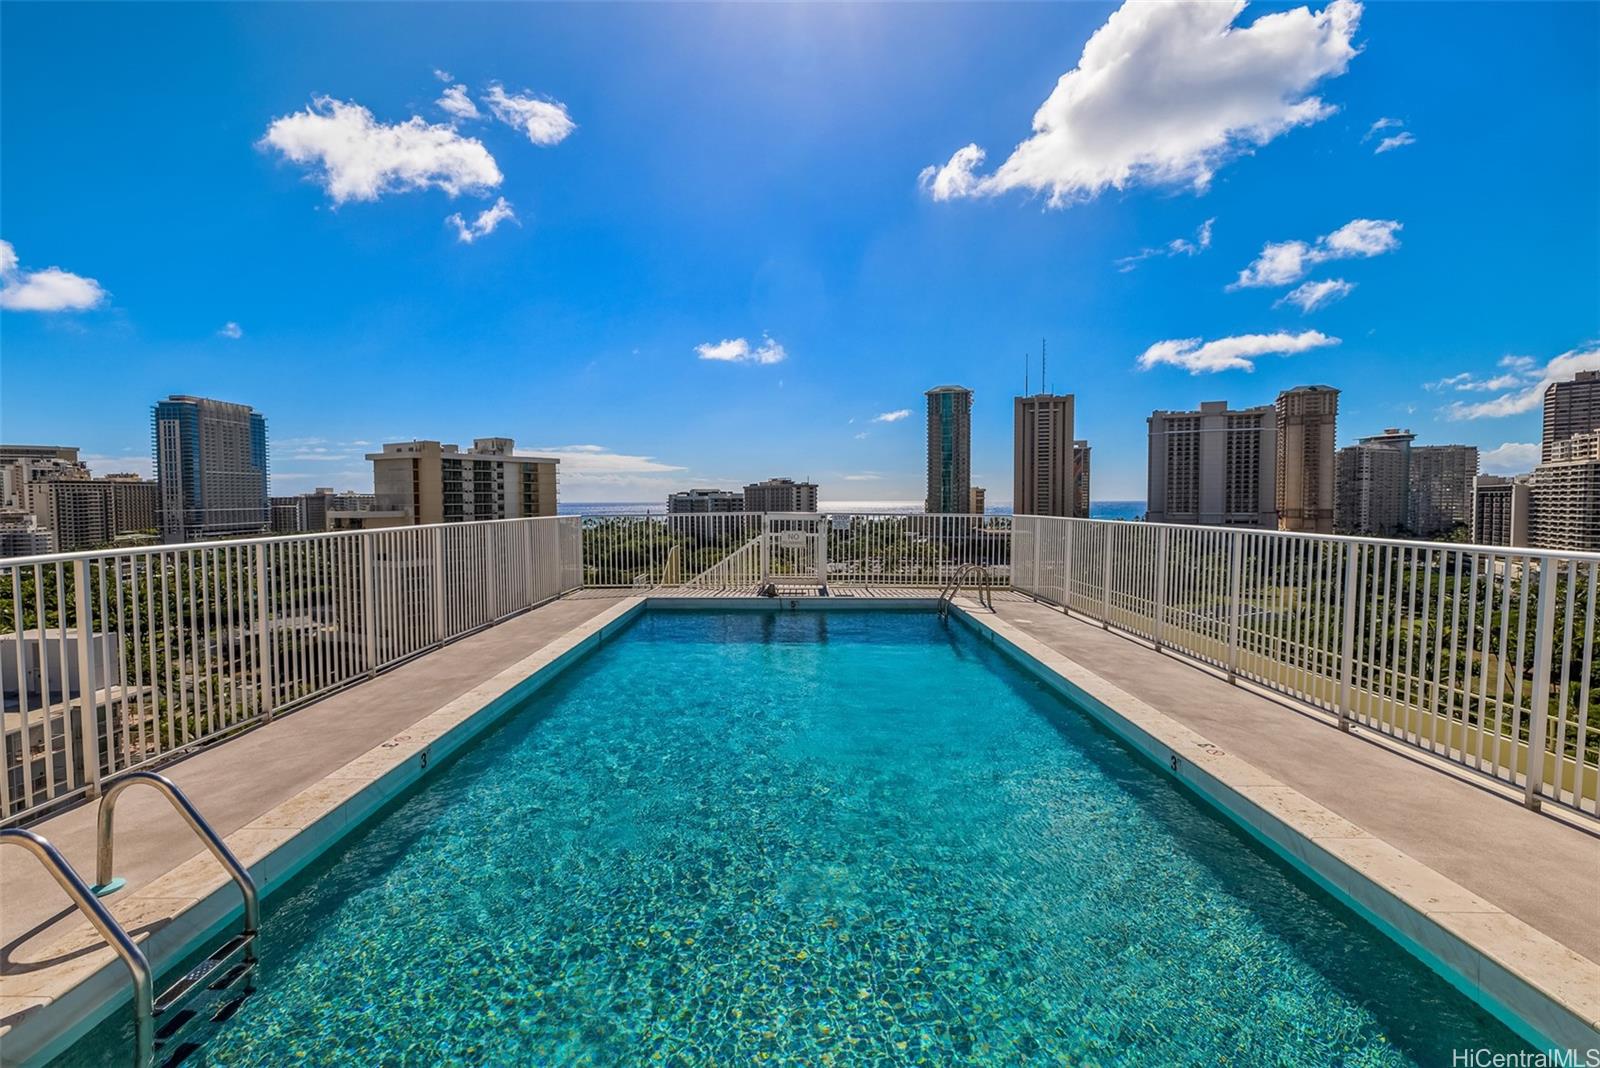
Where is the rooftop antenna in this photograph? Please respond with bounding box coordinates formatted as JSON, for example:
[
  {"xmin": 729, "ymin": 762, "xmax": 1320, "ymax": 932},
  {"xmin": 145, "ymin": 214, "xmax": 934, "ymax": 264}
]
[
  {"xmin": 1024, "ymin": 353, "xmax": 1030, "ymax": 397},
  {"xmin": 1041, "ymin": 338, "xmax": 1047, "ymax": 395}
]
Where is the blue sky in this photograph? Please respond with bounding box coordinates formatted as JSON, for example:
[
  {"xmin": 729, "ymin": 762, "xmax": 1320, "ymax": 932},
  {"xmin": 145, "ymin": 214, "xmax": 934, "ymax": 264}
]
[{"xmin": 2, "ymin": 1, "xmax": 1596, "ymax": 503}]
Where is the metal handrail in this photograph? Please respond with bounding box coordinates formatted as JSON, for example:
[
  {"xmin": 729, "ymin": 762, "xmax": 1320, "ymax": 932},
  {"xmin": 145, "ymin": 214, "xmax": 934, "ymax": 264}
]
[
  {"xmin": 96, "ymin": 772, "xmax": 260, "ymax": 961},
  {"xmin": 1, "ymin": 827, "xmax": 155, "ymax": 1068},
  {"xmin": 938, "ymin": 563, "xmax": 994, "ymax": 616}
]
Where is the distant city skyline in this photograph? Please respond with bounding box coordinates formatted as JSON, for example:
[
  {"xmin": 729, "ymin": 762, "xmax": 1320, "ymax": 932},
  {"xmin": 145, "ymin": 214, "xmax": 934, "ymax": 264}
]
[{"xmin": 3, "ymin": 2, "xmax": 1597, "ymax": 501}]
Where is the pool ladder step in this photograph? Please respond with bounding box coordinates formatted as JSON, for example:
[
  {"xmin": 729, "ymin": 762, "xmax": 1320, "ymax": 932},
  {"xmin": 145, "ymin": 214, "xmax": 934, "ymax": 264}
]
[{"xmin": 0, "ymin": 771, "xmax": 260, "ymax": 1068}]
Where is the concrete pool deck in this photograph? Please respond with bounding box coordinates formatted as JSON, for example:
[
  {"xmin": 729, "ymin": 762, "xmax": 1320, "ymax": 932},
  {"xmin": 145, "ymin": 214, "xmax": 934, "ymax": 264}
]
[{"xmin": 2, "ymin": 589, "xmax": 1597, "ymax": 1060}]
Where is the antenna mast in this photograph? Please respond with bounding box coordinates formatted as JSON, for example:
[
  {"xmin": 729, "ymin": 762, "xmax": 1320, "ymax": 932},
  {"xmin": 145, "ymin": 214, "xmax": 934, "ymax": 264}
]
[
  {"xmin": 1024, "ymin": 354, "xmax": 1029, "ymax": 396},
  {"xmin": 1041, "ymin": 338, "xmax": 1047, "ymax": 395}
]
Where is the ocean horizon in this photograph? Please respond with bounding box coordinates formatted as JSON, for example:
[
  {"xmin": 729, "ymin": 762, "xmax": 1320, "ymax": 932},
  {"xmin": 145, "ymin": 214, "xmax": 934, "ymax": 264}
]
[{"xmin": 559, "ymin": 500, "xmax": 1147, "ymax": 520}]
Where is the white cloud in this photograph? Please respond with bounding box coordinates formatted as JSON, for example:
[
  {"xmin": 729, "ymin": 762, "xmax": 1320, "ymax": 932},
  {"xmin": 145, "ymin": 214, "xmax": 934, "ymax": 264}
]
[
  {"xmin": 483, "ymin": 85, "xmax": 575, "ymax": 146},
  {"xmin": 0, "ymin": 240, "xmax": 107, "ymax": 312},
  {"xmin": 438, "ymin": 84, "xmax": 480, "ymax": 121},
  {"xmin": 1363, "ymin": 116, "xmax": 1401, "ymax": 138},
  {"xmin": 854, "ymin": 432, "xmax": 870, "ymax": 440},
  {"xmin": 1479, "ymin": 442, "xmax": 1539, "ymax": 474},
  {"xmin": 695, "ymin": 335, "xmax": 787, "ymax": 365},
  {"xmin": 1374, "ymin": 131, "xmax": 1415, "ymax": 154},
  {"xmin": 528, "ymin": 444, "xmax": 686, "ymax": 476},
  {"xmin": 842, "ymin": 473, "xmax": 883, "ymax": 481},
  {"xmin": 1137, "ymin": 329, "xmax": 1339, "ymax": 374},
  {"xmin": 921, "ymin": 0, "xmax": 1361, "ymax": 207},
  {"xmin": 433, "ymin": 69, "xmax": 454, "ymax": 83},
  {"xmin": 259, "ymin": 97, "xmax": 502, "ymax": 204},
  {"xmin": 872, "ymin": 409, "xmax": 912, "ymax": 423},
  {"xmin": 218, "ymin": 321, "xmax": 244, "ymax": 339},
  {"xmin": 447, "ymin": 196, "xmax": 518, "ymax": 243},
  {"xmin": 1232, "ymin": 217, "xmax": 1401, "ymax": 287},
  {"xmin": 1445, "ymin": 344, "xmax": 1600, "ymax": 419},
  {"xmin": 1116, "ymin": 217, "xmax": 1215, "ymax": 271},
  {"xmin": 81, "ymin": 455, "xmax": 154, "ymax": 480},
  {"xmin": 1276, "ymin": 278, "xmax": 1354, "ymax": 312}
]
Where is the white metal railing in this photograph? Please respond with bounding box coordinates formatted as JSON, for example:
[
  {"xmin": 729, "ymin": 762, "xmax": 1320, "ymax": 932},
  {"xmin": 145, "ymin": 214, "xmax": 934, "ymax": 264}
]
[
  {"xmin": 1012, "ymin": 515, "xmax": 1600, "ymax": 819},
  {"xmin": 1, "ymin": 515, "xmax": 580, "ymax": 824},
  {"xmin": 579, "ymin": 512, "xmax": 1010, "ymax": 589}
]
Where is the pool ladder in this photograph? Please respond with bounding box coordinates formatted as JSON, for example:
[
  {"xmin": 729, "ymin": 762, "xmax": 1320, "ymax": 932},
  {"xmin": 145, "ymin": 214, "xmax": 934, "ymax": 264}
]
[
  {"xmin": 937, "ymin": 563, "xmax": 995, "ymax": 618},
  {"xmin": 0, "ymin": 771, "xmax": 260, "ymax": 1068}
]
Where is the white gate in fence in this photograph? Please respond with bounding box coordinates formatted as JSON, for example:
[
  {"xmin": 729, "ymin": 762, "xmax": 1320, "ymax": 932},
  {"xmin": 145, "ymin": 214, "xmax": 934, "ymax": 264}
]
[{"xmin": 762, "ymin": 513, "xmax": 826, "ymax": 589}]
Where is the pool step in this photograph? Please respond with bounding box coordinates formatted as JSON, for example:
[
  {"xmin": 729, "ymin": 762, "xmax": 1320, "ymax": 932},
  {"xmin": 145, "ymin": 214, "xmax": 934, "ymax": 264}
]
[{"xmin": 151, "ymin": 932, "xmax": 257, "ymax": 1059}]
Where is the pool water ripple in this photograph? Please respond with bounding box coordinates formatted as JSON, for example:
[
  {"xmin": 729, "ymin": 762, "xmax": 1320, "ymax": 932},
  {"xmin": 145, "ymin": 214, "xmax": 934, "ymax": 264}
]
[{"xmin": 59, "ymin": 610, "xmax": 1527, "ymax": 1065}]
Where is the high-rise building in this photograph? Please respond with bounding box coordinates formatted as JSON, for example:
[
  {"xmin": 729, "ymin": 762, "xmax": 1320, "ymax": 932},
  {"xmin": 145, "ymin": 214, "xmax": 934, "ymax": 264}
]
[
  {"xmin": 38, "ymin": 477, "xmax": 159, "ymax": 551},
  {"xmin": 926, "ymin": 386, "xmax": 973, "ymax": 514},
  {"xmin": 968, "ymin": 486, "xmax": 986, "ymax": 515},
  {"xmin": 367, "ymin": 438, "xmax": 559, "ymax": 524},
  {"xmin": 1275, "ymin": 385, "xmax": 1339, "ymax": 534},
  {"xmin": 742, "ymin": 478, "xmax": 818, "ymax": 512},
  {"xmin": 153, "ymin": 395, "xmax": 269, "ymax": 542},
  {"xmin": 1072, "ymin": 441, "xmax": 1091, "ymax": 519},
  {"xmin": 668, "ymin": 488, "xmax": 746, "ymax": 514},
  {"xmin": 1147, "ymin": 401, "xmax": 1277, "ymax": 527},
  {"xmin": 270, "ymin": 487, "xmax": 377, "ymax": 533},
  {"xmin": 1012, "ymin": 393, "xmax": 1074, "ymax": 517},
  {"xmin": 1474, "ymin": 475, "xmax": 1530, "ymax": 548},
  {"xmin": 1528, "ymin": 432, "xmax": 1600, "ymax": 551},
  {"xmin": 1408, "ymin": 445, "xmax": 1478, "ymax": 537},
  {"xmin": 0, "ymin": 515, "xmax": 54, "ymax": 558},
  {"xmin": 1542, "ymin": 370, "xmax": 1600, "ymax": 462},
  {"xmin": 1335, "ymin": 442, "xmax": 1408, "ymax": 536},
  {"xmin": 0, "ymin": 445, "xmax": 90, "ymax": 515}
]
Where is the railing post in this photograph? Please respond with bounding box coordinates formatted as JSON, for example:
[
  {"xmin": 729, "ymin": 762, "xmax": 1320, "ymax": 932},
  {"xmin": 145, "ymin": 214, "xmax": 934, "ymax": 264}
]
[
  {"xmin": 71, "ymin": 559, "xmax": 102, "ymax": 799},
  {"xmin": 1061, "ymin": 519, "xmax": 1074, "ymax": 617},
  {"xmin": 1336, "ymin": 542, "xmax": 1361, "ymax": 730},
  {"xmin": 254, "ymin": 544, "xmax": 274, "ymax": 718},
  {"xmin": 1100, "ymin": 523, "xmax": 1113, "ymax": 629},
  {"xmin": 485, "ymin": 525, "xmax": 500, "ymax": 621},
  {"xmin": 816, "ymin": 516, "xmax": 828, "ymax": 588},
  {"xmin": 360, "ymin": 533, "xmax": 377, "ymax": 677},
  {"xmin": 1031, "ymin": 517, "xmax": 1042, "ymax": 600},
  {"xmin": 1523, "ymin": 557, "xmax": 1559, "ymax": 811},
  {"xmin": 759, "ymin": 514, "xmax": 771, "ymax": 584},
  {"xmin": 1153, "ymin": 526, "xmax": 1169, "ymax": 649},
  {"xmin": 1225, "ymin": 530, "xmax": 1244, "ymax": 683},
  {"xmin": 433, "ymin": 527, "xmax": 446, "ymax": 643}
]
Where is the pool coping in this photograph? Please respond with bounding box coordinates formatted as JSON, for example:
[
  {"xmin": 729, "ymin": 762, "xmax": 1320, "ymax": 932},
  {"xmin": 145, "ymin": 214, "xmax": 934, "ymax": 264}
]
[
  {"xmin": 4, "ymin": 594, "xmax": 1596, "ymax": 1061},
  {"xmin": 0, "ymin": 596, "xmax": 648, "ymax": 1066},
  {"xmin": 947, "ymin": 601, "xmax": 1600, "ymax": 1056}
]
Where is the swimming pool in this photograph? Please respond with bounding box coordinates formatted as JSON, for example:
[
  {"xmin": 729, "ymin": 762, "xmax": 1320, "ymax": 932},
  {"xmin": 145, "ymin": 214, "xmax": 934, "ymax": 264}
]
[{"xmin": 59, "ymin": 609, "xmax": 1528, "ymax": 1064}]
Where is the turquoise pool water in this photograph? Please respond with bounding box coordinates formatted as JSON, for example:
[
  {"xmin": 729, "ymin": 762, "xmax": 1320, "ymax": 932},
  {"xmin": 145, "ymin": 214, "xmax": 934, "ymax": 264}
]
[{"xmin": 61, "ymin": 609, "xmax": 1527, "ymax": 1065}]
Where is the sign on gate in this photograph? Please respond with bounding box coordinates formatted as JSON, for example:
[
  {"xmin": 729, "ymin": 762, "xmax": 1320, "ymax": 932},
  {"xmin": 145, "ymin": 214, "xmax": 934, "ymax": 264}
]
[{"xmin": 774, "ymin": 530, "xmax": 809, "ymax": 548}]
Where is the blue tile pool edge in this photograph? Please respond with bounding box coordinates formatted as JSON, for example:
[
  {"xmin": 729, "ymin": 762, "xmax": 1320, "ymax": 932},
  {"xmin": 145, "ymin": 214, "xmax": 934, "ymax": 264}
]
[
  {"xmin": 946, "ymin": 603, "xmax": 1599, "ymax": 1056},
  {"xmin": 10, "ymin": 597, "xmax": 650, "ymax": 1067}
]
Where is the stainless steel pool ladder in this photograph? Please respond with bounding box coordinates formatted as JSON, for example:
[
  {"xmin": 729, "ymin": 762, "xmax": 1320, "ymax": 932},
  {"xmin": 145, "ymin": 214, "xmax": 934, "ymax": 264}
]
[
  {"xmin": 938, "ymin": 563, "xmax": 995, "ymax": 618},
  {"xmin": 2, "ymin": 771, "xmax": 261, "ymax": 1068}
]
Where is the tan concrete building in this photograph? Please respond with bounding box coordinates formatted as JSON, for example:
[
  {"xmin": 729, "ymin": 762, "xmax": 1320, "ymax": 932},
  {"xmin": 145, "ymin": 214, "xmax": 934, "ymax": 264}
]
[
  {"xmin": 0, "ymin": 445, "xmax": 90, "ymax": 516},
  {"xmin": 1012, "ymin": 393, "xmax": 1074, "ymax": 517},
  {"xmin": 742, "ymin": 478, "xmax": 818, "ymax": 512},
  {"xmin": 1409, "ymin": 445, "xmax": 1478, "ymax": 537},
  {"xmin": 968, "ymin": 486, "xmax": 986, "ymax": 515},
  {"xmin": 1147, "ymin": 401, "xmax": 1277, "ymax": 527},
  {"xmin": 1336, "ymin": 441, "xmax": 1408, "ymax": 536},
  {"xmin": 926, "ymin": 386, "xmax": 973, "ymax": 514},
  {"xmin": 367, "ymin": 438, "xmax": 559, "ymax": 525},
  {"xmin": 1529, "ymin": 432, "xmax": 1600, "ymax": 552},
  {"xmin": 1073, "ymin": 441, "xmax": 1091, "ymax": 519},
  {"xmin": 668, "ymin": 489, "xmax": 745, "ymax": 514},
  {"xmin": 1275, "ymin": 385, "xmax": 1339, "ymax": 534},
  {"xmin": 33, "ymin": 476, "xmax": 159, "ymax": 552},
  {"xmin": 1542, "ymin": 370, "xmax": 1600, "ymax": 462},
  {"xmin": 1473, "ymin": 475, "xmax": 1530, "ymax": 548}
]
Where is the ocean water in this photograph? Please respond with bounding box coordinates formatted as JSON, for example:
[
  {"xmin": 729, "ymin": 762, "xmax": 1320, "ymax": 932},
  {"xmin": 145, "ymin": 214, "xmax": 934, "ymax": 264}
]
[
  {"xmin": 560, "ymin": 500, "xmax": 1147, "ymax": 519},
  {"xmin": 60, "ymin": 611, "xmax": 1524, "ymax": 1065}
]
